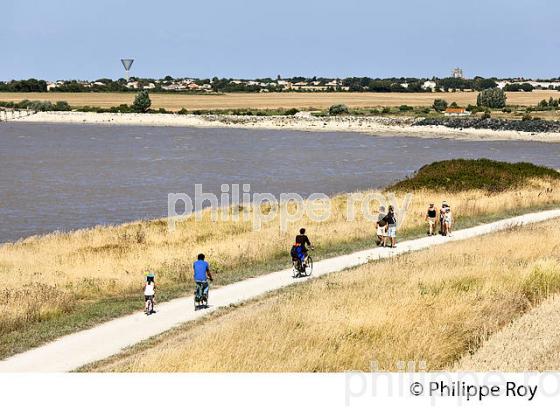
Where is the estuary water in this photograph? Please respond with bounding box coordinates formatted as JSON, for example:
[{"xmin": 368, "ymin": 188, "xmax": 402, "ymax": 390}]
[{"xmin": 1, "ymin": 122, "xmax": 560, "ymax": 243}]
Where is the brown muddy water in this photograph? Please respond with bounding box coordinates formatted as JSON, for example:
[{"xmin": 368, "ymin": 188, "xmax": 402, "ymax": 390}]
[{"xmin": 1, "ymin": 122, "xmax": 560, "ymax": 243}]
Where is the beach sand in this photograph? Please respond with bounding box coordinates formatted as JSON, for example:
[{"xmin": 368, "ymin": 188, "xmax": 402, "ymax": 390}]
[{"xmin": 10, "ymin": 111, "xmax": 560, "ymax": 143}]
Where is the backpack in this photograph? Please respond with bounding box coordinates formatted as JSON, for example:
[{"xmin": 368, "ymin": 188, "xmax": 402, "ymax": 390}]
[{"xmin": 290, "ymin": 245, "xmax": 300, "ymax": 260}]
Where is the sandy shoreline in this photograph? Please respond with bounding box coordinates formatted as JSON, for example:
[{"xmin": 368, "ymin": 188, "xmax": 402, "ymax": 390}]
[{"xmin": 10, "ymin": 110, "xmax": 560, "ymax": 142}]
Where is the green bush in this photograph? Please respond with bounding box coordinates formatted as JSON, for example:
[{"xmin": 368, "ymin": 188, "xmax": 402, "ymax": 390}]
[
  {"xmin": 53, "ymin": 101, "xmax": 71, "ymax": 111},
  {"xmin": 387, "ymin": 159, "xmax": 560, "ymax": 193},
  {"xmin": 481, "ymin": 110, "xmax": 491, "ymax": 119},
  {"xmin": 132, "ymin": 90, "xmax": 151, "ymax": 113},
  {"xmin": 466, "ymin": 104, "xmax": 481, "ymax": 113},
  {"xmin": 432, "ymin": 98, "xmax": 448, "ymax": 112},
  {"xmin": 381, "ymin": 107, "xmax": 391, "ymax": 114},
  {"xmin": 329, "ymin": 104, "xmax": 349, "ymax": 115},
  {"xmin": 284, "ymin": 108, "xmax": 299, "ymax": 116},
  {"xmin": 177, "ymin": 108, "xmax": 189, "ymax": 115},
  {"xmin": 399, "ymin": 105, "xmax": 413, "ymax": 112},
  {"xmin": 477, "ymin": 88, "xmax": 507, "ymax": 109}
]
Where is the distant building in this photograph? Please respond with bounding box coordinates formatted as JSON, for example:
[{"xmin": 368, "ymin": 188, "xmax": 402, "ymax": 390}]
[
  {"xmin": 444, "ymin": 107, "xmax": 470, "ymax": 116},
  {"xmin": 452, "ymin": 68, "xmax": 464, "ymax": 79},
  {"xmin": 422, "ymin": 80, "xmax": 437, "ymax": 91}
]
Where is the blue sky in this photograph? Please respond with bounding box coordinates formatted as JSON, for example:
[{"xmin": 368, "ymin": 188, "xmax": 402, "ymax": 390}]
[{"xmin": 2, "ymin": 0, "xmax": 559, "ymax": 80}]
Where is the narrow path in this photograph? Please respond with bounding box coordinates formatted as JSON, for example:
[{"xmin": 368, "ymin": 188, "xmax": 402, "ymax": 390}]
[{"xmin": 2, "ymin": 209, "xmax": 560, "ymax": 372}]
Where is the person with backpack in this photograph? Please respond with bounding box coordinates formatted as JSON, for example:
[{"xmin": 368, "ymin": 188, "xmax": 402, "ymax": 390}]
[
  {"xmin": 376, "ymin": 205, "xmax": 387, "ymax": 246},
  {"xmin": 291, "ymin": 228, "xmax": 314, "ymax": 271}
]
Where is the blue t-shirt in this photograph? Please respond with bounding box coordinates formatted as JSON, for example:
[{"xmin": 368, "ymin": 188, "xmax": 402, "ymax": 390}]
[{"xmin": 193, "ymin": 260, "xmax": 209, "ymax": 282}]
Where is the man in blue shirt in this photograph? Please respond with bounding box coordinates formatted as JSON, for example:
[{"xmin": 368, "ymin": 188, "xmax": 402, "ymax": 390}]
[{"xmin": 193, "ymin": 253, "xmax": 213, "ymax": 308}]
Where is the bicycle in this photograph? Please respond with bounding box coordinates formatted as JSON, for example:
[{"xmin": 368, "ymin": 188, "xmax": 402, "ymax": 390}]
[
  {"xmin": 145, "ymin": 296, "xmax": 155, "ymax": 315},
  {"xmin": 292, "ymin": 253, "xmax": 313, "ymax": 278},
  {"xmin": 194, "ymin": 281, "xmax": 210, "ymax": 310}
]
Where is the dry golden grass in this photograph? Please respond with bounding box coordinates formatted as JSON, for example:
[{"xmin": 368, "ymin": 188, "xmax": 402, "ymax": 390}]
[
  {"xmin": 96, "ymin": 219, "xmax": 560, "ymax": 372},
  {"xmin": 1, "ymin": 91, "xmax": 558, "ymax": 110},
  {"xmin": 1, "ymin": 179, "xmax": 559, "ymax": 338},
  {"xmin": 456, "ymin": 295, "xmax": 560, "ymax": 371}
]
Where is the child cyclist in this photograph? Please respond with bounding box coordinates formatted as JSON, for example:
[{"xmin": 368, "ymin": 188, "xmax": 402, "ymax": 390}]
[{"xmin": 143, "ymin": 272, "xmax": 156, "ymax": 314}]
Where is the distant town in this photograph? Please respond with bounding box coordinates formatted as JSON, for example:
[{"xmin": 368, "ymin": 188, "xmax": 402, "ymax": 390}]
[{"xmin": 1, "ymin": 68, "xmax": 560, "ymax": 94}]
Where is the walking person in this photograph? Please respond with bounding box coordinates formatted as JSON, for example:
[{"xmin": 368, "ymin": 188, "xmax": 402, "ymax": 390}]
[
  {"xmin": 376, "ymin": 206, "xmax": 387, "ymax": 246},
  {"xmin": 383, "ymin": 205, "xmax": 397, "ymax": 248},
  {"xmin": 440, "ymin": 201, "xmax": 450, "ymax": 235},
  {"xmin": 425, "ymin": 203, "xmax": 437, "ymax": 236},
  {"xmin": 444, "ymin": 207, "xmax": 453, "ymax": 237}
]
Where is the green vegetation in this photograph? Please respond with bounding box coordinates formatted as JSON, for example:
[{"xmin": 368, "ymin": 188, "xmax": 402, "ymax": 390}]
[
  {"xmin": 432, "ymin": 99, "xmax": 448, "ymax": 112},
  {"xmin": 399, "ymin": 104, "xmax": 413, "ymax": 112},
  {"xmin": 0, "ymin": 99, "xmax": 71, "ymax": 111},
  {"xmin": 477, "ymin": 88, "xmax": 507, "ymax": 109},
  {"xmin": 132, "ymin": 90, "xmax": 151, "ymax": 113},
  {"xmin": 504, "ymin": 83, "xmax": 534, "ymax": 92},
  {"xmin": 328, "ymin": 104, "xmax": 350, "ymax": 115},
  {"xmin": 0, "ymin": 78, "xmax": 47, "ymax": 92},
  {"xmin": 388, "ymin": 159, "xmax": 560, "ymax": 193}
]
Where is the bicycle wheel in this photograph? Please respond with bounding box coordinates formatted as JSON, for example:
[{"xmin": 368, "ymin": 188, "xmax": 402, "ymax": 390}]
[{"xmin": 305, "ymin": 256, "xmax": 313, "ymax": 276}]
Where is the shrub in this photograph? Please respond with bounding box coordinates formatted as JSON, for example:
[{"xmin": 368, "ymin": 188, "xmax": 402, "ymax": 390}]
[
  {"xmin": 27, "ymin": 100, "xmax": 54, "ymax": 111},
  {"xmin": 477, "ymin": 88, "xmax": 507, "ymax": 109},
  {"xmin": 481, "ymin": 110, "xmax": 491, "ymax": 119},
  {"xmin": 53, "ymin": 101, "xmax": 71, "ymax": 111},
  {"xmin": 449, "ymin": 101, "xmax": 459, "ymax": 108},
  {"xmin": 284, "ymin": 108, "xmax": 299, "ymax": 116},
  {"xmin": 328, "ymin": 104, "xmax": 349, "ymax": 116},
  {"xmin": 521, "ymin": 113, "xmax": 533, "ymax": 121},
  {"xmin": 381, "ymin": 107, "xmax": 391, "ymax": 114},
  {"xmin": 432, "ymin": 99, "xmax": 448, "ymax": 112},
  {"xmin": 387, "ymin": 159, "xmax": 560, "ymax": 193},
  {"xmin": 177, "ymin": 108, "xmax": 189, "ymax": 115},
  {"xmin": 399, "ymin": 105, "xmax": 413, "ymax": 112},
  {"xmin": 466, "ymin": 104, "xmax": 481, "ymax": 113},
  {"xmin": 538, "ymin": 99, "xmax": 549, "ymax": 110},
  {"xmin": 132, "ymin": 90, "xmax": 151, "ymax": 113}
]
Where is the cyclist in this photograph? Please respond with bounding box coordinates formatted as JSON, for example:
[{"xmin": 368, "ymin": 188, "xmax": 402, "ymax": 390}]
[
  {"xmin": 143, "ymin": 272, "xmax": 156, "ymax": 314},
  {"xmin": 292, "ymin": 228, "xmax": 314, "ymax": 270},
  {"xmin": 193, "ymin": 253, "xmax": 213, "ymax": 308}
]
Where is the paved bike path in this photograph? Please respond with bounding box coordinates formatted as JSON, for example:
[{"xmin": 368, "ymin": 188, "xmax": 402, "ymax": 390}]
[{"xmin": 2, "ymin": 209, "xmax": 560, "ymax": 372}]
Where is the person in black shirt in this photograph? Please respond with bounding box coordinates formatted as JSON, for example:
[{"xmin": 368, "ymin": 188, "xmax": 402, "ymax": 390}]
[
  {"xmin": 425, "ymin": 203, "xmax": 437, "ymax": 236},
  {"xmin": 382, "ymin": 206, "xmax": 397, "ymax": 248},
  {"xmin": 294, "ymin": 228, "xmax": 313, "ymax": 267}
]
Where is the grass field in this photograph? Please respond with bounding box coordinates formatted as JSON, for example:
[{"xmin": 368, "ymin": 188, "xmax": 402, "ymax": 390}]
[
  {"xmin": 1, "ymin": 90, "xmax": 559, "ymax": 111},
  {"xmin": 2, "ymin": 180, "xmax": 560, "ymax": 359},
  {"xmin": 91, "ymin": 219, "xmax": 560, "ymax": 372},
  {"xmin": 457, "ymin": 294, "xmax": 560, "ymax": 371},
  {"xmin": 1, "ymin": 161, "xmax": 559, "ymax": 358}
]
